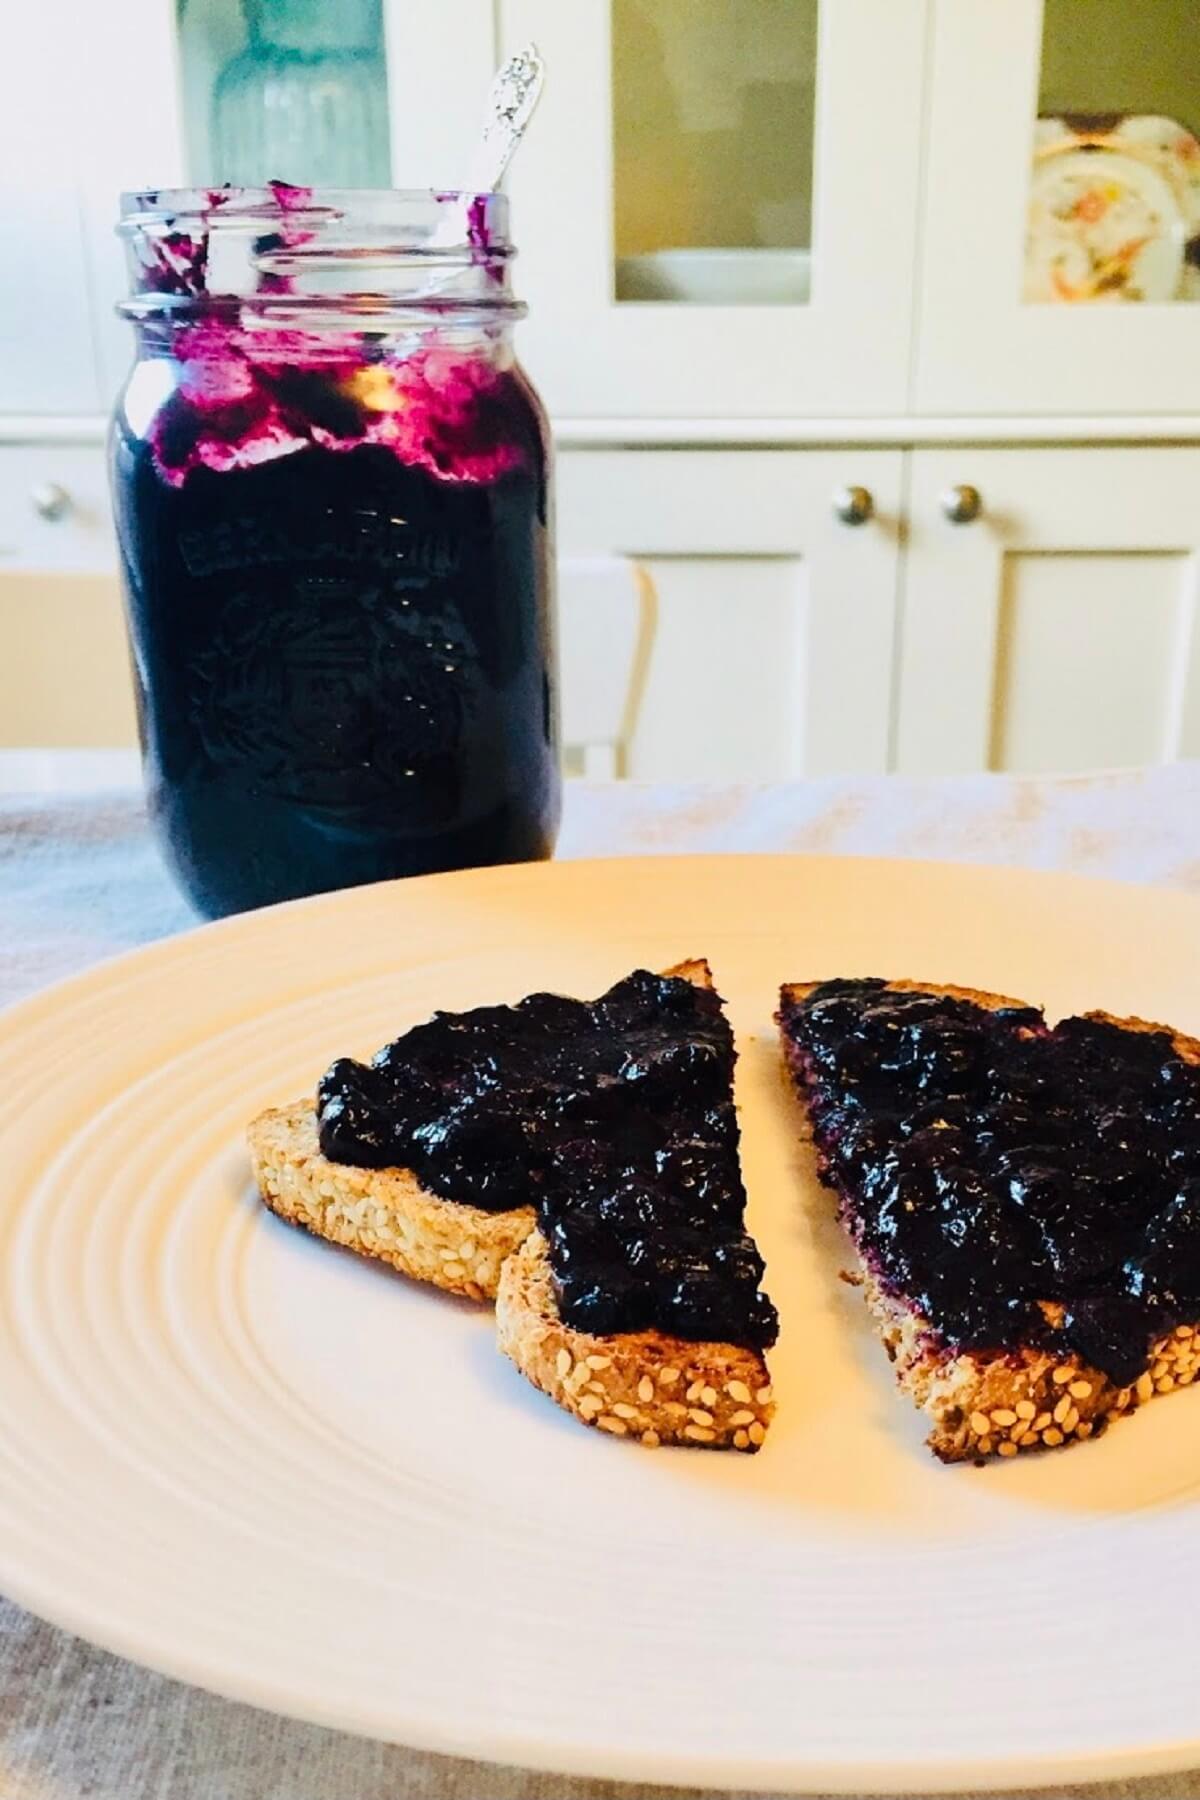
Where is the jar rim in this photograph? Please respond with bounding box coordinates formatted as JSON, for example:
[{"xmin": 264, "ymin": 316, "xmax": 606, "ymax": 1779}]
[
  {"xmin": 119, "ymin": 185, "xmax": 505, "ymax": 222},
  {"xmin": 116, "ymin": 185, "xmax": 524, "ymax": 322},
  {"xmin": 118, "ymin": 186, "xmax": 511, "ymax": 250}
]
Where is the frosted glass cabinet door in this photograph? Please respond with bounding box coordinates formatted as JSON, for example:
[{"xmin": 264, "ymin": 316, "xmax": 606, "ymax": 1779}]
[
  {"xmin": 556, "ymin": 449, "xmax": 904, "ymax": 778},
  {"xmin": 498, "ymin": 1, "xmax": 929, "ymax": 418},
  {"xmin": 896, "ymin": 448, "xmax": 1200, "ymax": 774},
  {"xmin": 917, "ymin": 0, "xmax": 1200, "ymax": 415}
]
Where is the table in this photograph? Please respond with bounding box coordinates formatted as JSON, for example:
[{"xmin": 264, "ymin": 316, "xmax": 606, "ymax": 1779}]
[{"xmin": 3, "ymin": 753, "xmax": 1200, "ymax": 1800}]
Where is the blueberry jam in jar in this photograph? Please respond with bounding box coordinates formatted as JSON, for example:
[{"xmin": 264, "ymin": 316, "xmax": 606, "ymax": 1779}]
[{"xmin": 111, "ymin": 187, "xmax": 558, "ymax": 917}]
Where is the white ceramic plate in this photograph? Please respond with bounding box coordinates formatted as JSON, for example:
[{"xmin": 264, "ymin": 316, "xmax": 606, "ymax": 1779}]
[{"xmin": 5, "ymin": 854, "xmax": 1200, "ymax": 1794}]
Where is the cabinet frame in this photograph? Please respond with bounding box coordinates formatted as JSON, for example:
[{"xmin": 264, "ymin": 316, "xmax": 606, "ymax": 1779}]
[
  {"xmin": 915, "ymin": 0, "xmax": 1200, "ymax": 417},
  {"xmin": 491, "ymin": 0, "xmax": 929, "ymax": 419}
]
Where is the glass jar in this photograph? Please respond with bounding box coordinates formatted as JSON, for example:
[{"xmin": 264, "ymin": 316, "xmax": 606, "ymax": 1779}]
[{"xmin": 111, "ymin": 187, "xmax": 558, "ymax": 918}]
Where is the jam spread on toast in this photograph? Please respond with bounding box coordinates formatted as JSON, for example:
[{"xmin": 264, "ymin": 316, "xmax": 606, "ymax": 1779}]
[
  {"xmin": 318, "ymin": 970, "xmax": 778, "ymax": 1350},
  {"xmin": 780, "ymin": 979, "xmax": 1200, "ymax": 1386}
]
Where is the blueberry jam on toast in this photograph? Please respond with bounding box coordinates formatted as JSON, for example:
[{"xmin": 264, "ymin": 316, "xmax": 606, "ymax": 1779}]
[
  {"xmin": 780, "ymin": 978, "xmax": 1200, "ymax": 1459},
  {"xmin": 319, "ymin": 966, "xmax": 777, "ymax": 1352}
]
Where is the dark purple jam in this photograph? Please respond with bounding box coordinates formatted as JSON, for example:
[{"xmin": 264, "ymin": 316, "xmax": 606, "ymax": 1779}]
[
  {"xmin": 779, "ymin": 978, "xmax": 1200, "ymax": 1387},
  {"xmin": 317, "ymin": 969, "xmax": 778, "ymax": 1351},
  {"xmin": 111, "ymin": 339, "xmax": 557, "ymax": 918}
]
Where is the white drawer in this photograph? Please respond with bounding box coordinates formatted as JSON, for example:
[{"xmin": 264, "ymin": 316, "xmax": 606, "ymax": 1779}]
[{"xmin": 0, "ymin": 444, "xmax": 116, "ymax": 574}]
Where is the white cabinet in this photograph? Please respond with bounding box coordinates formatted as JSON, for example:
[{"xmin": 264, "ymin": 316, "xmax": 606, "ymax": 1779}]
[
  {"xmin": 896, "ymin": 448, "xmax": 1200, "ymax": 772},
  {"xmin": 916, "ymin": 0, "xmax": 1200, "ymax": 417},
  {"xmin": 557, "ymin": 449, "xmax": 904, "ymax": 776},
  {"xmin": 6, "ymin": 6, "xmax": 1200, "ymax": 775},
  {"xmin": 2, "ymin": 1, "xmax": 933, "ymax": 423},
  {"xmin": 0, "ymin": 4, "xmax": 183, "ymax": 416},
  {"xmin": 499, "ymin": 0, "xmax": 928, "ymax": 418},
  {"xmin": 8, "ymin": 1, "xmax": 1200, "ymax": 426}
]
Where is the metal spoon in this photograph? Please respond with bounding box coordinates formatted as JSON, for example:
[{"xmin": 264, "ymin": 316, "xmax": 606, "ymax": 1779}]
[{"xmin": 464, "ymin": 41, "xmax": 546, "ymax": 196}]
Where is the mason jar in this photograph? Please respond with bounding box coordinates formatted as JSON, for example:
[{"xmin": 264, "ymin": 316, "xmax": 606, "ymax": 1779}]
[{"xmin": 111, "ymin": 186, "xmax": 558, "ymax": 918}]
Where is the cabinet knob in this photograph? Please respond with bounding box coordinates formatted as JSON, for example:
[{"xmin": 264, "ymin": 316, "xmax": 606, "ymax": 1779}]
[
  {"xmin": 832, "ymin": 484, "xmax": 874, "ymax": 526},
  {"xmin": 31, "ymin": 481, "xmax": 73, "ymax": 522},
  {"xmin": 940, "ymin": 483, "xmax": 983, "ymax": 524}
]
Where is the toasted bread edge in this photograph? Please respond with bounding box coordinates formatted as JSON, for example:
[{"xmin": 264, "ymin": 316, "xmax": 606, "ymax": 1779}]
[
  {"xmin": 247, "ymin": 1101, "xmax": 537, "ymax": 1300},
  {"xmin": 495, "ymin": 1229, "xmax": 773, "ymax": 1450}
]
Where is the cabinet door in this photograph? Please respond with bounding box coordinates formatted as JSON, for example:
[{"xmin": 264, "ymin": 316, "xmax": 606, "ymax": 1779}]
[
  {"xmin": 557, "ymin": 449, "xmax": 904, "ymax": 778},
  {"xmin": 498, "ymin": 1, "xmax": 928, "ymax": 419},
  {"xmin": 917, "ymin": 0, "xmax": 1200, "ymax": 415},
  {"xmin": 897, "ymin": 448, "xmax": 1200, "ymax": 773}
]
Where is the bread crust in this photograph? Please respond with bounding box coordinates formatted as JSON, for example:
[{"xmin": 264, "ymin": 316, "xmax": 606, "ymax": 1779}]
[
  {"xmin": 860, "ymin": 1265, "xmax": 1199, "ymax": 1462},
  {"xmin": 778, "ymin": 978, "xmax": 1200, "ymax": 1461},
  {"xmin": 248, "ymin": 1101, "xmax": 535, "ymax": 1299},
  {"xmin": 779, "ymin": 977, "xmax": 1036, "ymax": 1016},
  {"xmin": 496, "ymin": 1229, "xmax": 774, "ymax": 1450}
]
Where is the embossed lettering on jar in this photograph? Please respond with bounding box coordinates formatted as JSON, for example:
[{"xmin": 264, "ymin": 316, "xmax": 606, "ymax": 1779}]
[{"xmin": 111, "ymin": 186, "xmax": 558, "ymax": 917}]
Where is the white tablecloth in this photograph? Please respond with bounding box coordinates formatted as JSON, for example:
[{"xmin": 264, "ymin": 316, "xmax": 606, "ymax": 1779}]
[{"xmin": 4, "ymin": 756, "xmax": 1200, "ymax": 1800}]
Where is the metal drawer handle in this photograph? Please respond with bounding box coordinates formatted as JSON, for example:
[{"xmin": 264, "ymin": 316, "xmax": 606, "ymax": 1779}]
[
  {"xmin": 832, "ymin": 485, "xmax": 874, "ymax": 526},
  {"xmin": 940, "ymin": 483, "xmax": 983, "ymax": 524},
  {"xmin": 31, "ymin": 481, "xmax": 73, "ymax": 522}
]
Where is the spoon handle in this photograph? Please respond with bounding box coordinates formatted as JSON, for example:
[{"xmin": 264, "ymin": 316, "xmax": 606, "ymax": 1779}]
[{"xmin": 464, "ymin": 42, "xmax": 547, "ymax": 195}]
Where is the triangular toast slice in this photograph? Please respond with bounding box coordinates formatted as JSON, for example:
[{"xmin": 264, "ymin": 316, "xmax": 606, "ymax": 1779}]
[
  {"xmin": 777, "ymin": 977, "xmax": 1200, "ymax": 1461},
  {"xmin": 249, "ymin": 960, "xmax": 776, "ymax": 1449}
]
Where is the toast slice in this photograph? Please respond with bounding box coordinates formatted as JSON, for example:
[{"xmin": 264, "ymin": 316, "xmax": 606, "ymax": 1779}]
[
  {"xmin": 248, "ymin": 959, "xmax": 709, "ymax": 1301},
  {"xmin": 249, "ymin": 958, "xmax": 777, "ymax": 1449},
  {"xmin": 778, "ymin": 978, "xmax": 1200, "ymax": 1462}
]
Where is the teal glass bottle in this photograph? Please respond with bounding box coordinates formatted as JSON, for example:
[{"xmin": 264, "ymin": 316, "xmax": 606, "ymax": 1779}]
[{"xmin": 213, "ymin": 0, "xmax": 390, "ymax": 188}]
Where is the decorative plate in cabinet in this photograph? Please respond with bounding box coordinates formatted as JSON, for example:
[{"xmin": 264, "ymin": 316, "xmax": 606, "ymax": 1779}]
[{"xmin": 1025, "ymin": 114, "xmax": 1200, "ymax": 303}]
